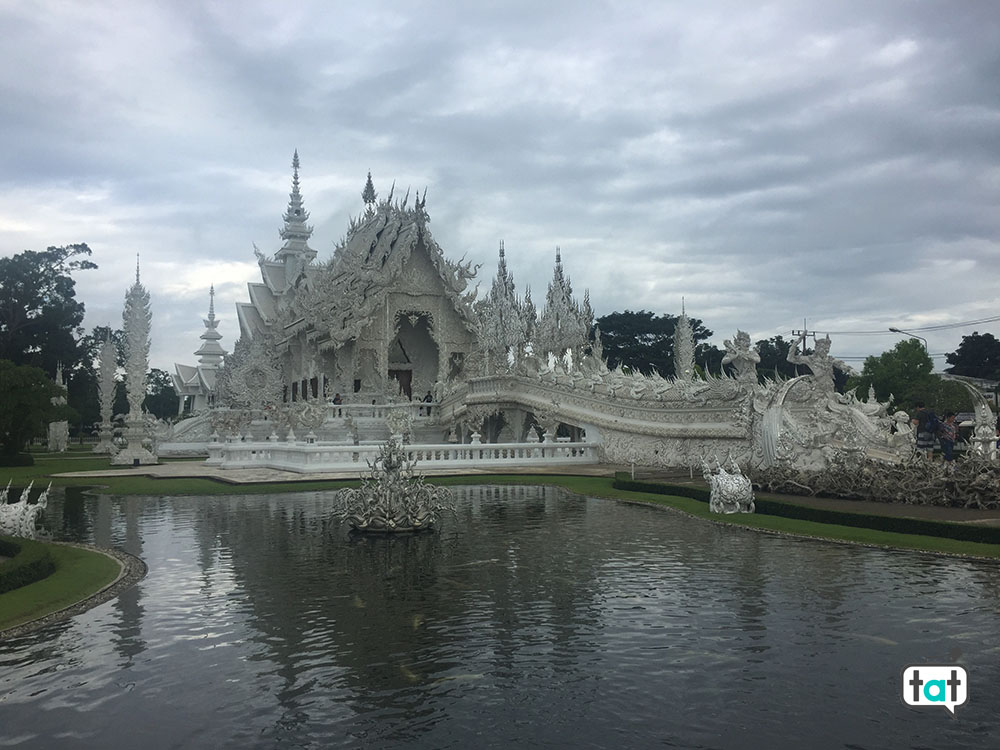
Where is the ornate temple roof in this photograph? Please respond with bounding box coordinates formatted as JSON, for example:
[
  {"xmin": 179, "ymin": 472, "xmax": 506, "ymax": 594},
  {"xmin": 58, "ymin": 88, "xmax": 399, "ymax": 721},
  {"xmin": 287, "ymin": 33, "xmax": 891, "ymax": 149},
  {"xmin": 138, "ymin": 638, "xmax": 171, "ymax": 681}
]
[{"xmin": 237, "ymin": 162, "xmax": 479, "ymax": 351}]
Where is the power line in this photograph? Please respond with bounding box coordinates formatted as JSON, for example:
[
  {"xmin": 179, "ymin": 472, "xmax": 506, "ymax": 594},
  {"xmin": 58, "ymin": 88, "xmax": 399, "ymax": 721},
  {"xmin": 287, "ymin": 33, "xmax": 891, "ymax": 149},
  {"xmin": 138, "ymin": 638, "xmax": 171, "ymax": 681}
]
[
  {"xmin": 839, "ymin": 353, "xmax": 949, "ymax": 361},
  {"xmin": 815, "ymin": 314, "xmax": 1000, "ymax": 336}
]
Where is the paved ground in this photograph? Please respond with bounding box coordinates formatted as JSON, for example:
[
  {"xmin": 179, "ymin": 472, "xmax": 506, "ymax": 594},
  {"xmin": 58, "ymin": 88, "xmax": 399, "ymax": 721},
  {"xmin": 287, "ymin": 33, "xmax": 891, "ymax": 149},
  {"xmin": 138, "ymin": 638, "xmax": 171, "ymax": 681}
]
[{"xmin": 52, "ymin": 462, "xmax": 1000, "ymax": 527}]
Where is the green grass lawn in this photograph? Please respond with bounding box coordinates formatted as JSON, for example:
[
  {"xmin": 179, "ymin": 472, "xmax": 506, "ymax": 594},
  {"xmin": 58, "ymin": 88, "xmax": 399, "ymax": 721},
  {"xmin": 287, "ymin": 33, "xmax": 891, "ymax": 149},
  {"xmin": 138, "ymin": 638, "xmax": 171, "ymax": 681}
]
[
  {"xmin": 0, "ymin": 543, "xmax": 122, "ymax": 631},
  {"xmin": 435, "ymin": 475, "xmax": 1000, "ymax": 558}
]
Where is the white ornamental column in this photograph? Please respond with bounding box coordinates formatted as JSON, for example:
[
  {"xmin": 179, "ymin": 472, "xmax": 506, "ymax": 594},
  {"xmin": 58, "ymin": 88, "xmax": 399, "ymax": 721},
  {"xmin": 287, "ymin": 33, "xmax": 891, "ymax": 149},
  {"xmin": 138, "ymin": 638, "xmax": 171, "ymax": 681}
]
[
  {"xmin": 93, "ymin": 332, "xmax": 117, "ymax": 453},
  {"xmin": 111, "ymin": 259, "xmax": 158, "ymax": 465}
]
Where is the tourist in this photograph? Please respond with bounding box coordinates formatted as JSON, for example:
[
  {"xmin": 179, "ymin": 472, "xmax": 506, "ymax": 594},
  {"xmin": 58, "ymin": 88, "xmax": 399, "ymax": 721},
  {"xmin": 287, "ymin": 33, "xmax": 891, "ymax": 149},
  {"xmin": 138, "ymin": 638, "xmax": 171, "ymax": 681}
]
[
  {"xmin": 912, "ymin": 402, "xmax": 938, "ymax": 459},
  {"xmin": 422, "ymin": 390, "xmax": 433, "ymax": 416},
  {"xmin": 332, "ymin": 393, "xmax": 342, "ymax": 405},
  {"xmin": 939, "ymin": 412, "xmax": 957, "ymax": 463}
]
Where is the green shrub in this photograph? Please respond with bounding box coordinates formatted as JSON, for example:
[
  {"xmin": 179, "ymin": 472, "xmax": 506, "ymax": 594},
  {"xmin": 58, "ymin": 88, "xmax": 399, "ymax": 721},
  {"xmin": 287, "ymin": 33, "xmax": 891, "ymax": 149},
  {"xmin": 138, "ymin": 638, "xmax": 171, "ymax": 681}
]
[
  {"xmin": 612, "ymin": 474, "xmax": 1000, "ymax": 545},
  {"xmin": 0, "ymin": 536, "xmax": 57, "ymax": 594},
  {"xmin": 0, "ymin": 454, "xmax": 34, "ymax": 467}
]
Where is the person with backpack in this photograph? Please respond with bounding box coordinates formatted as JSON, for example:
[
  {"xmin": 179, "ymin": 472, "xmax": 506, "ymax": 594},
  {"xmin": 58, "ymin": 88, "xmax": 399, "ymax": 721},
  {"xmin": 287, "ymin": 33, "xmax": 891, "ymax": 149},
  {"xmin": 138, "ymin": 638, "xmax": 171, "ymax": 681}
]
[{"xmin": 912, "ymin": 402, "xmax": 939, "ymax": 459}]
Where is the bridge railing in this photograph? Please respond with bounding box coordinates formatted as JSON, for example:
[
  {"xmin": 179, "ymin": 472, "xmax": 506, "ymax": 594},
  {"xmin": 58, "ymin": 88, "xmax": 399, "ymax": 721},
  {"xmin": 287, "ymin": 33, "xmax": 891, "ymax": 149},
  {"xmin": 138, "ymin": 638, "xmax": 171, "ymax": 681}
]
[{"xmin": 207, "ymin": 439, "xmax": 600, "ymax": 474}]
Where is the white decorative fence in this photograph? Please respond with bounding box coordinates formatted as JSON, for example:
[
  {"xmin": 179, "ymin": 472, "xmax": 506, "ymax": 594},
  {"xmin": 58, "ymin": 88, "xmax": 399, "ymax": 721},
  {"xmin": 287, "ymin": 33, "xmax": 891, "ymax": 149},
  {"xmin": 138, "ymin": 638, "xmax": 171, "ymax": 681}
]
[{"xmin": 207, "ymin": 439, "xmax": 601, "ymax": 474}]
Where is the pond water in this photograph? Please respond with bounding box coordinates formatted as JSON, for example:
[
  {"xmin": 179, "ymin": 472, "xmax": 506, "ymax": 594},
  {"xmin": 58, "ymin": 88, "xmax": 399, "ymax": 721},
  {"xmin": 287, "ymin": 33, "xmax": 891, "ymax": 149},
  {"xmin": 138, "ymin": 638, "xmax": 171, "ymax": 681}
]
[{"xmin": 1, "ymin": 486, "xmax": 998, "ymax": 749}]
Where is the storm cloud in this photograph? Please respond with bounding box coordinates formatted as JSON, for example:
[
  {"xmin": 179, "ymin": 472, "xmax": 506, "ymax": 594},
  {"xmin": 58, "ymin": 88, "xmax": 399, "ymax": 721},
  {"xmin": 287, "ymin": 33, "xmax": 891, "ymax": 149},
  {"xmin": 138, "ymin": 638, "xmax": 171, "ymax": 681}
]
[{"xmin": 1, "ymin": 0, "xmax": 998, "ymax": 371}]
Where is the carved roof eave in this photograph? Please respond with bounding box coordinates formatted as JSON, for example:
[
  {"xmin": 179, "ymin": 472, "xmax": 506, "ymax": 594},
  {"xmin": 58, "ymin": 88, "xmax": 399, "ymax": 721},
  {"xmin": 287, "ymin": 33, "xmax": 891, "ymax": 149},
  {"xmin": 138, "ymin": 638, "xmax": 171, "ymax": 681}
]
[{"xmin": 285, "ymin": 203, "xmax": 479, "ymax": 341}]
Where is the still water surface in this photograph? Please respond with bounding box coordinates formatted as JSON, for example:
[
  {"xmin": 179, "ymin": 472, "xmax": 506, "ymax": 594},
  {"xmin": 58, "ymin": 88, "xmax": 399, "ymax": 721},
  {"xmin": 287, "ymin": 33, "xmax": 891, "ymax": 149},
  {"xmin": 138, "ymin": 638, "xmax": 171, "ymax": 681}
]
[{"xmin": 1, "ymin": 486, "xmax": 999, "ymax": 749}]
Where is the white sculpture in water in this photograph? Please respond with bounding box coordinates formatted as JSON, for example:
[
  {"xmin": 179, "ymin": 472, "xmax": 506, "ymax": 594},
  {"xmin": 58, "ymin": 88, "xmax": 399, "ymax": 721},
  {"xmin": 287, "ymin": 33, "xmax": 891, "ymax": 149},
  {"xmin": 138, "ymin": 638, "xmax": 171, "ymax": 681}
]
[
  {"xmin": 111, "ymin": 259, "xmax": 158, "ymax": 466},
  {"xmin": 0, "ymin": 480, "xmax": 50, "ymax": 539},
  {"xmin": 703, "ymin": 457, "xmax": 755, "ymax": 514},
  {"xmin": 335, "ymin": 437, "xmax": 454, "ymax": 532}
]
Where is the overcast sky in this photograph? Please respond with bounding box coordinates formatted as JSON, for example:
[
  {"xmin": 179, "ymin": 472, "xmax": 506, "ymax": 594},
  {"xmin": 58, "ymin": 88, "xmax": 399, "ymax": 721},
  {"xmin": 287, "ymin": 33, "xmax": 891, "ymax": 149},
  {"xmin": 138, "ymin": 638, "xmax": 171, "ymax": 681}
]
[{"xmin": 2, "ymin": 0, "xmax": 998, "ymax": 374}]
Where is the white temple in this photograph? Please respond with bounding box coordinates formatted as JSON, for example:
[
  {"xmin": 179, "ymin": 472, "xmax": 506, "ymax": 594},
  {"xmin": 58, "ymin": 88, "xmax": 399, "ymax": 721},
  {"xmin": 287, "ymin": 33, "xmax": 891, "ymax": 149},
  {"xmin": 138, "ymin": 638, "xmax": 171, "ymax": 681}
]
[
  {"xmin": 172, "ymin": 286, "xmax": 226, "ymax": 414},
  {"xmin": 157, "ymin": 152, "xmax": 989, "ymax": 476}
]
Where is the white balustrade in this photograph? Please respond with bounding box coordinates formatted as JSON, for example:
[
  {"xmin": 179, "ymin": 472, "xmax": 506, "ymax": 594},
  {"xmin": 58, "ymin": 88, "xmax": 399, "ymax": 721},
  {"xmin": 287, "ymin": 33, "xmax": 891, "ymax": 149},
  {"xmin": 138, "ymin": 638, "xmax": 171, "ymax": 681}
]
[{"xmin": 212, "ymin": 439, "xmax": 600, "ymax": 473}]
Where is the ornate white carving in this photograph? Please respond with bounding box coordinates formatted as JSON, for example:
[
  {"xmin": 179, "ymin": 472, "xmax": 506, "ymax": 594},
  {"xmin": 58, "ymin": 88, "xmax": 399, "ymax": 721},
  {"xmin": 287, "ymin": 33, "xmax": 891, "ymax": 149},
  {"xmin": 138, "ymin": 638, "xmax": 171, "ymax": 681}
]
[
  {"xmin": 111, "ymin": 264, "xmax": 157, "ymax": 465},
  {"xmin": 534, "ymin": 248, "xmax": 591, "ymax": 360},
  {"xmin": 673, "ymin": 308, "xmax": 695, "ymax": 380},
  {"xmin": 94, "ymin": 335, "xmax": 117, "ymax": 453},
  {"xmin": 334, "ymin": 437, "xmax": 454, "ymax": 532},
  {"xmin": 216, "ymin": 336, "xmax": 284, "ymax": 409},
  {"xmin": 46, "ymin": 364, "xmax": 68, "ymax": 453},
  {"xmin": 722, "ymin": 330, "xmax": 760, "ymax": 383},
  {"xmin": 703, "ymin": 457, "xmax": 755, "ymax": 513},
  {"xmin": 0, "ymin": 481, "xmax": 50, "ymax": 539}
]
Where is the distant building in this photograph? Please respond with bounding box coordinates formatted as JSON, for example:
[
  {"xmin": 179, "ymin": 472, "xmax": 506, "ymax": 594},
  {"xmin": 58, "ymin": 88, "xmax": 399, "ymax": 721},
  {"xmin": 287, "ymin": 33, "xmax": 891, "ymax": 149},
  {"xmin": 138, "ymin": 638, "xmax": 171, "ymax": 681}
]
[{"xmin": 172, "ymin": 286, "xmax": 226, "ymax": 414}]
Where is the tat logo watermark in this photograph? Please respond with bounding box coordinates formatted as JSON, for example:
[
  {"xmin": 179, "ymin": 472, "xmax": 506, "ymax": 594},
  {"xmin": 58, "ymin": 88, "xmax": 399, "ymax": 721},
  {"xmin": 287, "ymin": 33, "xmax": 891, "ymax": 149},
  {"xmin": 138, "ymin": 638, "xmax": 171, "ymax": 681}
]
[{"xmin": 901, "ymin": 665, "xmax": 968, "ymax": 716}]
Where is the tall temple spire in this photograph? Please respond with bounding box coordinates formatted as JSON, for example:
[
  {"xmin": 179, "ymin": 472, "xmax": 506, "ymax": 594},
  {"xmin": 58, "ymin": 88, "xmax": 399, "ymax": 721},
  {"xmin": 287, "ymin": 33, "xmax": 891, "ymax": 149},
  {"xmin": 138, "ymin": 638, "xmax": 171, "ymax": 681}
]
[
  {"xmin": 136, "ymin": 254, "xmax": 141, "ymax": 283},
  {"xmin": 535, "ymin": 247, "xmax": 589, "ymax": 358},
  {"xmin": 196, "ymin": 285, "xmax": 226, "ymax": 368},
  {"xmin": 674, "ymin": 304, "xmax": 696, "ymax": 380},
  {"xmin": 275, "ymin": 150, "xmax": 316, "ymax": 270}
]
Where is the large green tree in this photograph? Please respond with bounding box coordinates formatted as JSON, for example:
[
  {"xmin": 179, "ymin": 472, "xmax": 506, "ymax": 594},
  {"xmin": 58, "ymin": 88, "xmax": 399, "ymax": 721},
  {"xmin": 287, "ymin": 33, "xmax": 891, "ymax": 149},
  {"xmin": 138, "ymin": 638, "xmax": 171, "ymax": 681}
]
[
  {"xmin": 71, "ymin": 325, "xmax": 127, "ymax": 433},
  {"xmin": 0, "ymin": 360, "xmax": 74, "ymax": 455},
  {"xmin": 945, "ymin": 331, "xmax": 1000, "ymax": 381},
  {"xmin": 755, "ymin": 336, "xmax": 801, "ymax": 381},
  {"xmin": 1, "ymin": 244, "xmax": 97, "ymax": 438},
  {"xmin": 595, "ymin": 310, "xmax": 713, "ymax": 377},
  {"xmin": 847, "ymin": 339, "xmax": 968, "ymax": 413},
  {"xmin": 0, "ymin": 244, "xmax": 96, "ymax": 375},
  {"xmin": 144, "ymin": 368, "xmax": 179, "ymax": 420}
]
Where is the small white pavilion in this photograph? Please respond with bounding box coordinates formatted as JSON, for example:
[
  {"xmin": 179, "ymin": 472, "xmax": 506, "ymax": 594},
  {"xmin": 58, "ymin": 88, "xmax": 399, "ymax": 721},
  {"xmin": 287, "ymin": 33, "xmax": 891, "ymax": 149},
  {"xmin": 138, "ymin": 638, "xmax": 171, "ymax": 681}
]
[{"xmin": 172, "ymin": 286, "xmax": 226, "ymax": 415}]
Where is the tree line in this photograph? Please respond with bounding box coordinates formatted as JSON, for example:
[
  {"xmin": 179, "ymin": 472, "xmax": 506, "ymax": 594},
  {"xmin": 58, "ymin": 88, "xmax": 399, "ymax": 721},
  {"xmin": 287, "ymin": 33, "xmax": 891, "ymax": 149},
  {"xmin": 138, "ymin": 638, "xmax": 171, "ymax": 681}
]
[{"xmin": 0, "ymin": 245, "xmax": 176, "ymax": 456}]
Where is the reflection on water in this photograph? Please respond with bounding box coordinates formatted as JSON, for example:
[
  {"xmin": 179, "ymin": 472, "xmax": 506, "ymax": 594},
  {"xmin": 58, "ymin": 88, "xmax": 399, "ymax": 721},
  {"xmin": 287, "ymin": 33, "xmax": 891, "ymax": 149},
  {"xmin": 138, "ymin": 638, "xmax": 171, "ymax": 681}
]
[{"xmin": 1, "ymin": 486, "xmax": 998, "ymax": 749}]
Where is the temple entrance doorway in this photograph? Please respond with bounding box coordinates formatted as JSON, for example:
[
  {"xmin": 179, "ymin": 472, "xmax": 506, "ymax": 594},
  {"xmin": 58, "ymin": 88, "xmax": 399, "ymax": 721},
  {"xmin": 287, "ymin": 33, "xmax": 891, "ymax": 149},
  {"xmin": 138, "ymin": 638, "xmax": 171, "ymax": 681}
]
[{"xmin": 389, "ymin": 313, "xmax": 439, "ymax": 401}]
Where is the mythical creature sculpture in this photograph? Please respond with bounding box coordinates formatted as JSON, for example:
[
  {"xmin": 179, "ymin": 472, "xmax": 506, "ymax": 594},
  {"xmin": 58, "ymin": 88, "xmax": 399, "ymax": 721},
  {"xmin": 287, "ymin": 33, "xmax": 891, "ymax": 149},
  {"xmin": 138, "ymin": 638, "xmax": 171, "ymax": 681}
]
[
  {"xmin": 787, "ymin": 335, "xmax": 850, "ymax": 391},
  {"xmin": 702, "ymin": 457, "xmax": 755, "ymax": 514},
  {"xmin": 722, "ymin": 330, "xmax": 760, "ymax": 384},
  {"xmin": 334, "ymin": 438, "xmax": 454, "ymax": 532}
]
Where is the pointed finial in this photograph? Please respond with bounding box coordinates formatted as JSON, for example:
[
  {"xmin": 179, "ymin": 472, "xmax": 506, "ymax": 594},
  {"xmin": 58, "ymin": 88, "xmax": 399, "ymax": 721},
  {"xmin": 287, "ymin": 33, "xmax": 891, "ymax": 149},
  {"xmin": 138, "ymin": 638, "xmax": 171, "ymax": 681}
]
[
  {"xmin": 135, "ymin": 254, "xmax": 140, "ymax": 284},
  {"xmin": 555, "ymin": 246, "xmax": 561, "ymax": 265},
  {"xmin": 681, "ymin": 296, "xmax": 685, "ymax": 316},
  {"xmin": 362, "ymin": 170, "xmax": 377, "ymax": 206},
  {"xmin": 499, "ymin": 239, "xmax": 505, "ymax": 258},
  {"xmin": 209, "ymin": 285, "xmax": 216, "ymax": 317},
  {"xmin": 290, "ymin": 150, "xmax": 302, "ymax": 194}
]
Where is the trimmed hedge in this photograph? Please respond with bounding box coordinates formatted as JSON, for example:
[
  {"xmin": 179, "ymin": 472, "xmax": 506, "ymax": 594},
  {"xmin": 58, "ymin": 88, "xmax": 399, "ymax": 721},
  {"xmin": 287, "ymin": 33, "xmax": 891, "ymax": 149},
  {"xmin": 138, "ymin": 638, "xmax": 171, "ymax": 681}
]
[
  {"xmin": 0, "ymin": 536, "xmax": 57, "ymax": 594},
  {"xmin": 612, "ymin": 473, "xmax": 1000, "ymax": 546},
  {"xmin": 614, "ymin": 476, "xmax": 711, "ymax": 503},
  {"xmin": 0, "ymin": 454, "xmax": 34, "ymax": 467}
]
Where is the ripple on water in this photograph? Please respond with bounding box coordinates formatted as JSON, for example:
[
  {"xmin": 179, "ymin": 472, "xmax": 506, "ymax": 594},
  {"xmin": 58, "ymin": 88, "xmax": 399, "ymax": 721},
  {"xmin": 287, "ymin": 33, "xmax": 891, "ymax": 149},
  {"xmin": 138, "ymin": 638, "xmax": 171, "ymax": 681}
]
[{"xmin": 1, "ymin": 485, "xmax": 998, "ymax": 749}]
